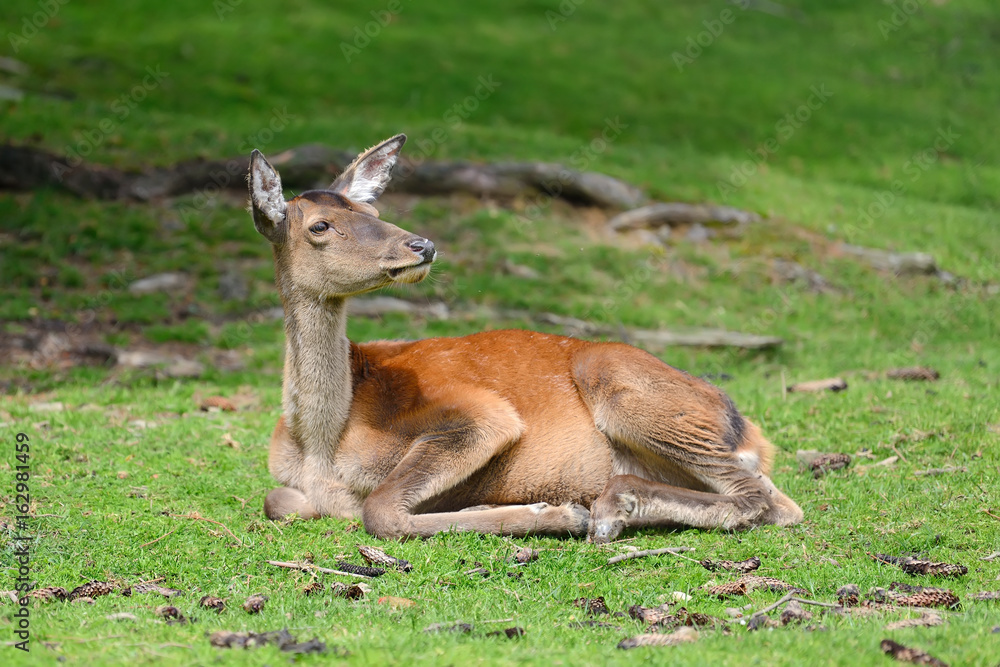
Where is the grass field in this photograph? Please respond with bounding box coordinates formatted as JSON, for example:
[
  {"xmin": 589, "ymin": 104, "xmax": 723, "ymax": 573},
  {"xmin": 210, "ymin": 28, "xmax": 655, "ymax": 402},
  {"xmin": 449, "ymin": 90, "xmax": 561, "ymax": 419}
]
[{"xmin": 2, "ymin": 1, "xmax": 999, "ymax": 665}]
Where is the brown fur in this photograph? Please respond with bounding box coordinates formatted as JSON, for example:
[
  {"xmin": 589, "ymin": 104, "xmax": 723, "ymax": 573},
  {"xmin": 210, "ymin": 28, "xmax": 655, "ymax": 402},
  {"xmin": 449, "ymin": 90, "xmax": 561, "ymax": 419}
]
[{"xmin": 248, "ymin": 135, "xmax": 803, "ymax": 541}]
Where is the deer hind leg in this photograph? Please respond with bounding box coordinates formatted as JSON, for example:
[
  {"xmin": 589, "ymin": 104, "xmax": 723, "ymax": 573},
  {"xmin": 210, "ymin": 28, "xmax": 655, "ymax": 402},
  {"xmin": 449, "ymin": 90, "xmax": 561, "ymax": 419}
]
[
  {"xmin": 361, "ymin": 393, "xmax": 590, "ymax": 539},
  {"xmin": 573, "ymin": 345, "xmax": 803, "ymax": 543}
]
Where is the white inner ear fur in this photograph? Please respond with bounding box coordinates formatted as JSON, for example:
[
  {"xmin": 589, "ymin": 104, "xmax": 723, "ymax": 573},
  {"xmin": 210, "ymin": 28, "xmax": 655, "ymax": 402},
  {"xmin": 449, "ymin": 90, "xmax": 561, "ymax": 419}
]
[
  {"xmin": 337, "ymin": 138, "xmax": 403, "ymax": 204},
  {"xmin": 251, "ymin": 157, "xmax": 287, "ymax": 224}
]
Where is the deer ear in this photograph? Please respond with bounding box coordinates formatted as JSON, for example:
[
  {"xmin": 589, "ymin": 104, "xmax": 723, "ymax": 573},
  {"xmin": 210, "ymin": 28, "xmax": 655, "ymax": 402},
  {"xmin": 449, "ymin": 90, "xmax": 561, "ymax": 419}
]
[
  {"xmin": 329, "ymin": 134, "xmax": 406, "ymax": 204},
  {"xmin": 248, "ymin": 149, "xmax": 287, "ymax": 241}
]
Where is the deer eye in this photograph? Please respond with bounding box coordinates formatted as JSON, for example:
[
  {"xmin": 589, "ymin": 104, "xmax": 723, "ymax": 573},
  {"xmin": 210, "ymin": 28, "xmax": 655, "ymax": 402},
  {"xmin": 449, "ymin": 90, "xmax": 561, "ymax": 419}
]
[{"xmin": 309, "ymin": 222, "xmax": 329, "ymax": 235}]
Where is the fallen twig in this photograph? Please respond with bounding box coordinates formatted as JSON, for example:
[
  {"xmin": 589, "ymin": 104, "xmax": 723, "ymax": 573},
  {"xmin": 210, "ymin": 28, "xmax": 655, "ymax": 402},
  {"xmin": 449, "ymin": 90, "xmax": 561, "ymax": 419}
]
[
  {"xmin": 139, "ymin": 528, "xmax": 179, "ymax": 549},
  {"xmin": 266, "ymin": 560, "xmax": 374, "ymax": 580},
  {"xmin": 607, "ymin": 547, "xmax": 695, "ymax": 565},
  {"xmin": 170, "ymin": 513, "xmax": 242, "ymax": 545},
  {"xmin": 747, "ymin": 593, "xmax": 841, "ymax": 623}
]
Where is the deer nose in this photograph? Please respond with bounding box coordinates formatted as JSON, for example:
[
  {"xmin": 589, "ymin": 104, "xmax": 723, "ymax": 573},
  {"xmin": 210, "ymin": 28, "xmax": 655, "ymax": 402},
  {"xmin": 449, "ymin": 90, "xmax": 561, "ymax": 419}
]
[{"xmin": 408, "ymin": 238, "xmax": 436, "ymax": 262}]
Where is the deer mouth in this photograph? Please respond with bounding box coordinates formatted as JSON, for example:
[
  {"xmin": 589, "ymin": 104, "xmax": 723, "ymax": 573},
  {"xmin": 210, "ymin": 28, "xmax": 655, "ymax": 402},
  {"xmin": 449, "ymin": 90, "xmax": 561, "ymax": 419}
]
[{"xmin": 387, "ymin": 261, "xmax": 432, "ymax": 283}]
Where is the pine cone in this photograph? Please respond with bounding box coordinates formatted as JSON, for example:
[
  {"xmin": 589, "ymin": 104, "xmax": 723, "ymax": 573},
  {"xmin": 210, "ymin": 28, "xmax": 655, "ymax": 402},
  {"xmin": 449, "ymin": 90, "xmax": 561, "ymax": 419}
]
[
  {"xmin": 199, "ymin": 595, "xmax": 226, "ymax": 612},
  {"xmin": 334, "ymin": 561, "xmax": 385, "ymax": 578},
  {"xmin": 486, "ymin": 626, "xmax": 525, "ymax": 639},
  {"xmin": 242, "ymin": 594, "xmax": 268, "ymax": 613},
  {"xmin": 897, "ymin": 590, "xmax": 960, "ymax": 609},
  {"xmin": 513, "ymin": 547, "xmax": 539, "ymax": 565},
  {"xmin": 301, "ymin": 581, "xmax": 323, "ymax": 596},
  {"xmin": 155, "ymin": 605, "xmax": 183, "ymax": 620},
  {"xmin": 700, "ymin": 556, "xmax": 761, "ymax": 573},
  {"xmin": 837, "ymin": 584, "xmax": 861, "ymax": 606},
  {"xmin": 357, "ymin": 544, "xmax": 413, "ymax": 572},
  {"xmin": 628, "ymin": 604, "xmax": 673, "ymax": 625},
  {"xmin": 810, "ymin": 453, "xmax": 851, "ymax": 477},
  {"xmin": 68, "ymin": 580, "xmax": 116, "ymax": 600},
  {"xmin": 885, "ymin": 367, "xmax": 940, "ymax": 381},
  {"xmin": 676, "ymin": 608, "xmax": 721, "ymax": 627},
  {"xmin": 573, "ymin": 596, "xmax": 609, "ymax": 616},
  {"xmin": 704, "ymin": 576, "xmax": 807, "ymax": 597},
  {"xmin": 330, "ymin": 582, "xmax": 368, "ymax": 600},
  {"xmin": 29, "ymin": 586, "xmax": 68, "ymax": 602},
  {"xmin": 873, "ymin": 554, "xmax": 967, "ymax": 578},
  {"xmin": 900, "ymin": 560, "xmax": 967, "ymax": 577},
  {"xmin": 880, "ymin": 639, "xmax": 949, "ymax": 666}
]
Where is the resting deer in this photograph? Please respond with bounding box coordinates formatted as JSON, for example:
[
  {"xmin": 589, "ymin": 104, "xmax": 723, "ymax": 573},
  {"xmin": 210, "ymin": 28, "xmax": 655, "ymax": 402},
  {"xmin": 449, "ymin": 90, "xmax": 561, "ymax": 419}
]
[{"xmin": 249, "ymin": 134, "xmax": 803, "ymax": 542}]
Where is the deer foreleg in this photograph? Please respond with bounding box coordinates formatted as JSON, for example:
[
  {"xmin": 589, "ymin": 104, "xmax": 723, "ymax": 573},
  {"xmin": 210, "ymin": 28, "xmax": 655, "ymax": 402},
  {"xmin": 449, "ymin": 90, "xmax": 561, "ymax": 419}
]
[{"xmin": 360, "ymin": 399, "xmax": 588, "ymax": 538}]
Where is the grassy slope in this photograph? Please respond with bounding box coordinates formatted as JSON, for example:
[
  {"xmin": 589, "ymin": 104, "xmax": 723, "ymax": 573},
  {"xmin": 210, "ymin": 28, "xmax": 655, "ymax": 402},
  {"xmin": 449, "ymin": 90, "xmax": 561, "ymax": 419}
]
[{"xmin": 2, "ymin": 1, "xmax": 999, "ymax": 665}]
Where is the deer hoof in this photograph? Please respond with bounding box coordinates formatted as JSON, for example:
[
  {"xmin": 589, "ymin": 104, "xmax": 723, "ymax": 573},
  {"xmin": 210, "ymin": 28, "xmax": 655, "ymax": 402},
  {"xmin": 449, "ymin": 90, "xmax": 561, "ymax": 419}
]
[
  {"xmin": 565, "ymin": 503, "xmax": 591, "ymax": 536},
  {"xmin": 264, "ymin": 487, "xmax": 319, "ymax": 520},
  {"xmin": 587, "ymin": 517, "xmax": 625, "ymax": 544}
]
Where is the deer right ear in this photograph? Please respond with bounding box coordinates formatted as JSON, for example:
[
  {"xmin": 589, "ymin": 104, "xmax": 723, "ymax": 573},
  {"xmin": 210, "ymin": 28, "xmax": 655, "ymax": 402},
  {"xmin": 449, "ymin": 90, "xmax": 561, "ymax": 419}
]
[{"xmin": 248, "ymin": 149, "xmax": 287, "ymax": 242}]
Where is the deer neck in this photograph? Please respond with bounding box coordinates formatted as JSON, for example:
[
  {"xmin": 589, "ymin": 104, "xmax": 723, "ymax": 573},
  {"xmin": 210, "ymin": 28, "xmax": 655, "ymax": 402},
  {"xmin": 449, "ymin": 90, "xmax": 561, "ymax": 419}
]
[{"xmin": 280, "ymin": 289, "xmax": 353, "ymax": 460}]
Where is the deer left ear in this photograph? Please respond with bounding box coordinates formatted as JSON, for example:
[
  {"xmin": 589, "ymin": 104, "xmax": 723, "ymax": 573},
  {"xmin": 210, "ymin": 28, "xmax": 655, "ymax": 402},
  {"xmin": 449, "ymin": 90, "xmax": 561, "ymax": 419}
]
[
  {"xmin": 248, "ymin": 149, "xmax": 287, "ymax": 242},
  {"xmin": 329, "ymin": 134, "xmax": 406, "ymax": 204}
]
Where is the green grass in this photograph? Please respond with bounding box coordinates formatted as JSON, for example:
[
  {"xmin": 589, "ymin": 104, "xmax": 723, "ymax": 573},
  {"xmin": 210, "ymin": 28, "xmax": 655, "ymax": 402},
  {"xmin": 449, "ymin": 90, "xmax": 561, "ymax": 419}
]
[{"xmin": 2, "ymin": 1, "xmax": 1000, "ymax": 665}]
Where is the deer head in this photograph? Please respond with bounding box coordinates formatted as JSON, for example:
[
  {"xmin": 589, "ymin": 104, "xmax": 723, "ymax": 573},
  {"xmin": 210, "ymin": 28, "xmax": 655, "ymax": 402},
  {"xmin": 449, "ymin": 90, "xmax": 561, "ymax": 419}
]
[{"xmin": 248, "ymin": 134, "xmax": 435, "ymax": 300}]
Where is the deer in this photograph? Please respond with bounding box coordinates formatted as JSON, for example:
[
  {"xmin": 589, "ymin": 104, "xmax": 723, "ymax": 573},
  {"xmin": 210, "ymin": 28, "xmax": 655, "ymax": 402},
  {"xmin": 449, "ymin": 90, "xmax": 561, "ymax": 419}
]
[{"xmin": 248, "ymin": 134, "xmax": 803, "ymax": 543}]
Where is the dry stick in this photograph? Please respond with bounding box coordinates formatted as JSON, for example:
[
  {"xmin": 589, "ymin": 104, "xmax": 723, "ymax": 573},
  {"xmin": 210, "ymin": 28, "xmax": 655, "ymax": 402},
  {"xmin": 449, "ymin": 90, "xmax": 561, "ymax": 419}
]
[
  {"xmin": 169, "ymin": 513, "xmax": 242, "ymax": 545},
  {"xmin": 267, "ymin": 559, "xmax": 374, "ymax": 580},
  {"xmin": 606, "ymin": 547, "xmax": 695, "ymax": 565},
  {"xmin": 747, "ymin": 593, "xmax": 842, "ymax": 622},
  {"xmin": 982, "ymin": 509, "xmax": 1000, "ymax": 522},
  {"xmin": 982, "ymin": 551, "xmax": 1000, "ymax": 561},
  {"xmin": 139, "ymin": 528, "xmax": 179, "ymax": 549}
]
